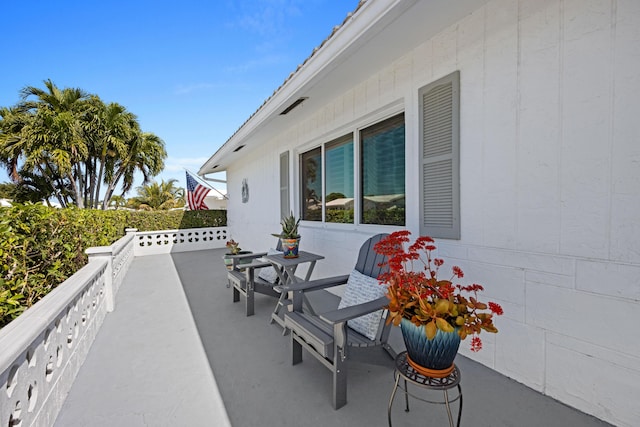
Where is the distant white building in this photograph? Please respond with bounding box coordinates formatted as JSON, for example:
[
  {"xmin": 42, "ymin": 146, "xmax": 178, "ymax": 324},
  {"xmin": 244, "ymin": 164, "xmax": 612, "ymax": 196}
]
[
  {"xmin": 0, "ymin": 199, "xmax": 11, "ymax": 207},
  {"xmin": 325, "ymin": 197, "xmax": 353, "ymax": 210},
  {"xmin": 200, "ymin": 1, "xmax": 640, "ymax": 425},
  {"xmin": 204, "ymin": 194, "xmax": 227, "ymax": 210}
]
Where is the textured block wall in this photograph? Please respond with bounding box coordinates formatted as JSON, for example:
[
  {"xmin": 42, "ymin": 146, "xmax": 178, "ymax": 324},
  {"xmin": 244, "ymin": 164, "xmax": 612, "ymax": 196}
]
[{"xmin": 227, "ymin": 2, "xmax": 640, "ymax": 424}]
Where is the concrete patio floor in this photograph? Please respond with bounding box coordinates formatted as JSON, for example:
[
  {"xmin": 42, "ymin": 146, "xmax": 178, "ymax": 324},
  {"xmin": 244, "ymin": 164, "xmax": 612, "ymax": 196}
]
[{"xmin": 56, "ymin": 248, "xmax": 614, "ymax": 426}]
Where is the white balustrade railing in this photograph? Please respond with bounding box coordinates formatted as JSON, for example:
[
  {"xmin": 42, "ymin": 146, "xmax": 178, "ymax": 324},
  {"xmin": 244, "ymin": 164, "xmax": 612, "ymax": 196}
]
[
  {"xmin": 111, "ymin": 229, "xmax": 136, "ymax": 295},
  {"xmin": 0, "ymin": 226, "xmax": 227, "ymax": 427},
  {"xmin": 133, "ymin": 226, "xmax": 229, "ymax": 256},
  {"xmin": 0, "ymin": 257, "xmax": 111, "ymax": 427}
]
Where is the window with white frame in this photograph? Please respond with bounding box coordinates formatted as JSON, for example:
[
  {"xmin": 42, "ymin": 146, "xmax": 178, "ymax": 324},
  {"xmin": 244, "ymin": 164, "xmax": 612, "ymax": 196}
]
[
  {"xmin": 301, "ymin": 147, "xmax": 322, "ymax": 221},
  {"xmin": 299, "ymin": 112, "xmax": 405, "ymax": 226},
  {"xmin": 325, "ymin": 134, "xmax": 354, "ymax": 223},
  {"xmin": 360, "ymin": 113, "xmax": 405, "ymax": 225},
  {"xmin": 419, "ymin": 71, "xmax": 460, "ymax": 239}
]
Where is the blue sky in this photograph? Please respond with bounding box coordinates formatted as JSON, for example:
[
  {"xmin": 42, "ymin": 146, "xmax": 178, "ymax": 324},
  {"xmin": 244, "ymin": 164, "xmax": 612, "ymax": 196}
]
[{"xmin": 0, "ymin": 0, "xmax": 358, "ymax": 196}]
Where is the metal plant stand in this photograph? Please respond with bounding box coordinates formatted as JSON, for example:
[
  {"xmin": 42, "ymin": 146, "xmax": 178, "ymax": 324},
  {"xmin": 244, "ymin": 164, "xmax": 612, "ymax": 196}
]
[{"xmin": 388, "ymin": 351, "xmax": 463, "ymax": 427}]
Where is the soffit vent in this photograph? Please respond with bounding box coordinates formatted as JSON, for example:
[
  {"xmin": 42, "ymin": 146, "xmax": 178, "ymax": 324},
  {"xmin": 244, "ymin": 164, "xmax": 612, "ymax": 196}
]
[{"xmin": 280, "ymin": 97, "xmax": 308, "ymax": 115}]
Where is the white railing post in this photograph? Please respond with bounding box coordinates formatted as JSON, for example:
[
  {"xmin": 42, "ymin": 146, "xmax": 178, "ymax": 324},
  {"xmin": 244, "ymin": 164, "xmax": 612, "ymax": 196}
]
[
  {"xmin": 85, "ymin": 246, "xmax": 114, "ymax": 312},
  {"xmin": 111, "ymin": 229, "xmax": 136, "ymax": 296}
]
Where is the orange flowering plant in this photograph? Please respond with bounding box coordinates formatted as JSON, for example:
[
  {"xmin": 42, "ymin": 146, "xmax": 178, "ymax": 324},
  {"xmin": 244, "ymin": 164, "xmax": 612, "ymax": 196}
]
[
  {"xmin": 374, "ymin": 230, "xmax": 503, "ymax": 352},
  {"xmin": 225, "ymin": 239, "xmax": 241, "ymax": 255}
]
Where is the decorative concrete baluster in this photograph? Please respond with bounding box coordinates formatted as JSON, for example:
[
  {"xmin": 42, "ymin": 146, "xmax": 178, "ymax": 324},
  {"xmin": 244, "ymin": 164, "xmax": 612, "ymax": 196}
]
[{"xmin": 85, "ymin": 247, "xmax": 115, "ymax": 312}]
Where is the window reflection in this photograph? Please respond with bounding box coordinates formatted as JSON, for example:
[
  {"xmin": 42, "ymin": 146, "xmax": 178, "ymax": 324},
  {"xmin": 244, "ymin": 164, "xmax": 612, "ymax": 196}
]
[
  {"xmin": 298, "ymin": 112, "xmax": 405, "ymax": 226},
  {"xmin": 360, "ymin": 113, "xmax": 405, "ymax": 225},
  {"xmin": 301, "ymin": 147, "xmax": 322, "ymax": 221},
  {"xmin": 325, "ymin": 135, "xmax": 354, "ymax": 223}
]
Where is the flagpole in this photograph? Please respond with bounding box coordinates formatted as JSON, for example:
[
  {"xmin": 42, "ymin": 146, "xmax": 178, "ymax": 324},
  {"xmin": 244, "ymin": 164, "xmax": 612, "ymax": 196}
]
[{"xmin": 185, "ymin": 169, "xmax": 228, "ymax": 199}]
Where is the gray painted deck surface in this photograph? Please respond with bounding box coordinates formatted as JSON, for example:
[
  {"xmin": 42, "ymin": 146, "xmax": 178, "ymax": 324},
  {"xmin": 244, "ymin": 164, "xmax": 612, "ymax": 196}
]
[{"xmin": 56, "ymin": 249, "xmax": 613, "ymax": 427}]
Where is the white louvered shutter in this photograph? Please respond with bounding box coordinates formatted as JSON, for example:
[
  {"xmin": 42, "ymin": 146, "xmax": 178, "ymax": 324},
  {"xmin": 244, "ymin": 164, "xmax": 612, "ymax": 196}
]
[
  {"xmin": 279, "ymin": 151, "xmax": 290, "ymax": 219},
  {"xmin": 419, "ymin": 71, "xmax": 460, "ymax": 239}
]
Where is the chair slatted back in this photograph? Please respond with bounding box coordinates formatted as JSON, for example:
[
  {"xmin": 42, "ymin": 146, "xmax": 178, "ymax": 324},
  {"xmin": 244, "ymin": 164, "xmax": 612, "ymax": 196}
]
[{"xmin": 354, "ymin": 233, "xmax": 388, "ymax": 279}]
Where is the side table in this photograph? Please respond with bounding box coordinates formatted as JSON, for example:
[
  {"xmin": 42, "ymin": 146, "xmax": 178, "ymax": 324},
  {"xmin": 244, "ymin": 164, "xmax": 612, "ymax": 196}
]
[
  {"xmin": 264, "ymin": 251, "xmax": 324, "ymax": 328},
  {"xmin": 388, "ymin": 351, "xmax": 462, "ymax": 427}
]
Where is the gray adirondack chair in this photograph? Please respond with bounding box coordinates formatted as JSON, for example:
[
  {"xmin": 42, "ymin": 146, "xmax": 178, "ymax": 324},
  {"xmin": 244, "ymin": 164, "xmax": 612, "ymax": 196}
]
[
  {"xmin": 283, "ymin": 233, "xmax": 396, "ymax": 409},
  {"xmin": 227, "ymin": 240, "xmax": 283, "ymax": 316}
]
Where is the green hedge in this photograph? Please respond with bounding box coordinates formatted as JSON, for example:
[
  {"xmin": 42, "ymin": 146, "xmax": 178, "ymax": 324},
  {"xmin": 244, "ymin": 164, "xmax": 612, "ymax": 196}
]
[
  {"xmin": 125, "ymin": 209, "xmax": 226, "ymax": 231},
  {"xmin": 0, "ymin": 205, "xmax": 226, "ymax": 328}
]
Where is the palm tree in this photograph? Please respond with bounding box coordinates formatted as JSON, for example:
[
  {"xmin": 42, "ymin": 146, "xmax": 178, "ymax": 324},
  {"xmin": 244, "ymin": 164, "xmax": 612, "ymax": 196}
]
[
  {"xmin": 101, "ymin": 131, "xmax": 166, "ymax": 210},
  {"xmin": 131, "ymin": 179, "xmax": 183, "ymax": 210},
  {"xmin": 18, "ymin": 79, "xmax": 90, "ymax": 207},
  {"xmin": 107, "ymin": 194, "xmax": 126, "ymax": 210},
  {"xmin": 0, "ymin": 80, "xmax": 167, "ymax": 209},
  {"xmin": 82, "ymin": 98, "xmax": 137, "ymax": 209},
  {"xmin": 0, "ymin": 182, "xmax": 17, "ymax": 200},
  {"xmin": 1, "ymin": 105, "xmax": 73, "ymax": 207},
  {"xmin": 0, "ymin": 106, "xmax": 31, "ymax": 182},
  {"xmin": 11, "ymin": 171, "xmax": 59, "ymax": 206}
]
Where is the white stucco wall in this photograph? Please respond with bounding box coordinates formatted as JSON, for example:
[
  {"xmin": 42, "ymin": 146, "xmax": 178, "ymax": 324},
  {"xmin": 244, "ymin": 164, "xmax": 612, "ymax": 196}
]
[{"xmin": 225, "ymin": 1, "xmax": 640, "ymax": 425}]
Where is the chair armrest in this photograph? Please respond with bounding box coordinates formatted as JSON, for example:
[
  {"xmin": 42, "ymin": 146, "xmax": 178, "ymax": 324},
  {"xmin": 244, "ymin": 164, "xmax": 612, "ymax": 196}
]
[
  {"xmin": 285, "ymin": 274, "xmax": 350, "ymax": 292},
  {"xmin": 319, "ymin": 296, "xmax": 388, "ymax": 325},
  {"xmin": 228, "ymin": 252, "xmax": 268, "ymax": 261},
  {"xmin": 235, "ymin": 260, "xmax": 272, "ymax": 270}
]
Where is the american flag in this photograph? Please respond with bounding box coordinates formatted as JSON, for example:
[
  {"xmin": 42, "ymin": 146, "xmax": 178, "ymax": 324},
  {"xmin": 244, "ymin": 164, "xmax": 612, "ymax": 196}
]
[{"xmin": 186, "ymin": 171, "xmax": 210, "ymax": 210}]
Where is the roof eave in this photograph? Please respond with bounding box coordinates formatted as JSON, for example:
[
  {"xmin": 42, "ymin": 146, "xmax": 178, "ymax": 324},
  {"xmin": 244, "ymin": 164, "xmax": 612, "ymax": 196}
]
[
  {"xmin": 198, "ymin": 0, "xmax": 416, "ymax": 175},
  {"xmin": 199, "ymin": 0, "xmax": 492, "ymax": 176}
]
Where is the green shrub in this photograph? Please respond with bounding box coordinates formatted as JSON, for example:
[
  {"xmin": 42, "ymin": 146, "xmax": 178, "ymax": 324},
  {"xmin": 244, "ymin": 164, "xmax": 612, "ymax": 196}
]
[
  {"xmin": 0, "ymin": 205, "xmax": 226, "ymax": 328},
  {"xmin": 126, "ymin": 209, "xmax": 226, "ymax": 231},
  {"xmin": 326, "ymin": 208, "xmax": 354, "ymax": 224}
]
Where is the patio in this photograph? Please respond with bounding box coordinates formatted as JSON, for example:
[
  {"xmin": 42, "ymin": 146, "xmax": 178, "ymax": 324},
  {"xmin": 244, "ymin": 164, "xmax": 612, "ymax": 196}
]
[{"xmin": 54, "ymin": 248, "xmax": 613, "ymax": 426}]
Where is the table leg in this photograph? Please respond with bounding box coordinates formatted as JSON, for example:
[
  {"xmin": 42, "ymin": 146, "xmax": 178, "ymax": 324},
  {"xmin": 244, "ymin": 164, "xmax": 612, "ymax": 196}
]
[
  {"xmin": 270, "ymin": 266, "xmax": 297, "ymax": 327},
  {"xmin": 269, "ymin": 259, "xmax": 321, "ymax": 327},
  {"xmin": 404, "ymin": 379, "xmax": 409, "ymax": 412},
  {"xmin": 456, "ymin": 384, "xmax": 463, "ymax": 427},
  {"xmin": 303, "ymin": 260, "xmax": 317, "ymax": 281},
  {"xmin": 387, "ymin": 372, "xmax": 401, "ymax": 427},
  {"xmin": 270, "ymin": 291, "xmax": 289, "ymax": 327},
  {"xmin": 444, "ymin": 389, "xmax": 454, "ymax": 427}
]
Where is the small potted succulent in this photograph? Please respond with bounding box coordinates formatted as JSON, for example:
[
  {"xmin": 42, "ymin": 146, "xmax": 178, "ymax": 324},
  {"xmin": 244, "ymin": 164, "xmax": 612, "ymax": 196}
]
[
  {"xmin": 272, "ymin": 212, "xmax": 301, "ymax": 258},
  {"xmin": 222, "ymin": 239, "xmax": 252, "ymax": 270}
]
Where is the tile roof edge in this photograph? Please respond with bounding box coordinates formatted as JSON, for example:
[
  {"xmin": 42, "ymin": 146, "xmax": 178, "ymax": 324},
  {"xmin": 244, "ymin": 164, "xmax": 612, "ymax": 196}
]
[{"xmin": 222, "ymin": 0, "xmax": 368, "ymax": 147}]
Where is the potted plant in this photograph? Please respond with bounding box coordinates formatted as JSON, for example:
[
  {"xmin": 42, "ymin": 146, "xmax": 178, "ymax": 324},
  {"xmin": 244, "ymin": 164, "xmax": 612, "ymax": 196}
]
[
  {"xmin": 222, "ymin": 239, "xmax": 252, "ymax": 270},
  {"xmin": 272, "ymin": 212, "xmax": 301, "ymax": 258},
  {"xmin": 374, "ymin": 230, "xmax": 503, "ymax": 377}
]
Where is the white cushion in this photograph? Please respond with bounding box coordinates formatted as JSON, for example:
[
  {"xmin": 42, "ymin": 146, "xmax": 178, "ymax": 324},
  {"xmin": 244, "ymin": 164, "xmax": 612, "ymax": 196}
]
[
  {"xmin": 337, "ymin": 269, "xmax": 387, "ymax": 340},
  {"xmin": 257, "ymin": 248, "xmax": 281, "ymax": 284}
]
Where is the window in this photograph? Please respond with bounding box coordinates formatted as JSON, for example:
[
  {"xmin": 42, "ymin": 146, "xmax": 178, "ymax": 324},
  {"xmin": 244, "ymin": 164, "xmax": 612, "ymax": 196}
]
[
  {"xmin": 325, "ymin": 135, "xmax": 354, "ymax": 223},
  {"xmin": 360, "ymin": 114, "xmax": 405, "ymax": 225},
  {"xmin": 299, "ymin": 112, "xmax": 405, "ymax": 226},
  {"xmin": 419, "ymin": 71, "xmax": 460, "ymax": 239},
  {"xmin": 301, "ymin": 147, "xmax": 322, "ymax": 221}
]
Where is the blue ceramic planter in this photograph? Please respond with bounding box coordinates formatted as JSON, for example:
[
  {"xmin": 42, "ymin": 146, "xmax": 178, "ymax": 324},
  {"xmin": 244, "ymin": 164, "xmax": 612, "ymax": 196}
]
[
  {"xmin": 400, "ymin": 318, "xmax": 461, "ymax": 370},
  {"xmin": 281, "ymin": 238, "xmax": 300, "ymax": 258}
]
